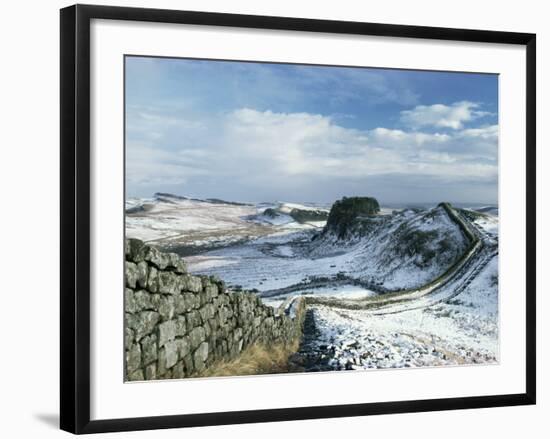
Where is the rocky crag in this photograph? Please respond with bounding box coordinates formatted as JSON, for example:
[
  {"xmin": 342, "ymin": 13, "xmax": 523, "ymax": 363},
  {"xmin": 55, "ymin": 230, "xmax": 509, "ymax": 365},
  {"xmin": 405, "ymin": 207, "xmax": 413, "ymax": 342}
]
[
  {"xmin": 323, "ymin": 196, "xmax": 381, "ymax": 238},
  {"xmin": 125, "ymin": 238, "xmax": 306, "ymax": 381}
]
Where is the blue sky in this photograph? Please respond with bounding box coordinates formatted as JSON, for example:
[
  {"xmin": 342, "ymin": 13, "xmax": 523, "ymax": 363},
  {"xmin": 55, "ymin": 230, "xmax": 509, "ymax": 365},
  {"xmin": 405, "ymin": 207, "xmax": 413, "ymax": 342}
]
[{"xmin": 125, "ymin": 56, "xmax": 498, "ymax": 205}]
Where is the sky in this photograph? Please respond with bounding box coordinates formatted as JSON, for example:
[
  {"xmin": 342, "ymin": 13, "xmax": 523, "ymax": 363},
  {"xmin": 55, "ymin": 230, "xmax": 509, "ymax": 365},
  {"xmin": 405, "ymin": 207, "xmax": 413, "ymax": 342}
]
[{"xmin": 125, "ymin": 56, "xmax": 498, "ymax": 205}]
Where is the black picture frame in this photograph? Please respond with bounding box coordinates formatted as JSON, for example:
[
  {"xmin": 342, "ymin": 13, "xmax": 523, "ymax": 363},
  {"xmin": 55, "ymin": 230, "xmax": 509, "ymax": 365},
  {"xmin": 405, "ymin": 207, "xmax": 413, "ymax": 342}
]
[{"xmin": 60, "ymin": 4, "xmax": 536, "ymax": 434}]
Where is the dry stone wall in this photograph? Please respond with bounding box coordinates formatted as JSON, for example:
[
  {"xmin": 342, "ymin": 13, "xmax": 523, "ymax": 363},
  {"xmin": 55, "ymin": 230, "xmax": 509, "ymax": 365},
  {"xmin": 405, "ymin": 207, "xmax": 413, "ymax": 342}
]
[{"xmin": 125, "ymin": 238, "xmax": 306, "ymax": 381}]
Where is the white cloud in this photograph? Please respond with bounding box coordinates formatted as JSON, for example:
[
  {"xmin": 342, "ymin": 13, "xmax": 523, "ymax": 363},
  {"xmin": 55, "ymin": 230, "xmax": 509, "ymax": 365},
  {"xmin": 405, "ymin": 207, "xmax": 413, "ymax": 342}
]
[
  {"xmin": 219, "ymin": 109, "xmax": 496, "ymax": 181},
  {"xmin": 400, "ymin": 101, "xmax": 492, "ymax": 130},
  {"xmin": 126, "ymin": 142, "xmax": 209, "ymax": 188},
  {"xmin": 460, "ymin": 124, "xmax": 499, "ymax": 139},
  {"xmin": 126, "ymin": 107, "xmax": 498, "ymax": 198}
]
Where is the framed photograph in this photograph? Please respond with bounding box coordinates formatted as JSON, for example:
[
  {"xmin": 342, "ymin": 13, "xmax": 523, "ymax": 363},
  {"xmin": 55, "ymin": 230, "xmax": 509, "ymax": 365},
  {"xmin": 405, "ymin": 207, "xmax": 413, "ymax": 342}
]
[{"xmin": 60, "ymin": 4, "xmax": 536, "ymax": 434}]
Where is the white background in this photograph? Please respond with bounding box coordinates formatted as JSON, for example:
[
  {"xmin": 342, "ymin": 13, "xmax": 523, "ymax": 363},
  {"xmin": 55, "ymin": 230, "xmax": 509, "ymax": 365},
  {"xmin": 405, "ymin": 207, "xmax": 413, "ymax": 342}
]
[
  {"xmin": 91, "ymin": 19, "xmax": 526, "ymax": 420},
  {"xmin": 0, "ymin": 0, "xmax": 547, "ymax": 437}
]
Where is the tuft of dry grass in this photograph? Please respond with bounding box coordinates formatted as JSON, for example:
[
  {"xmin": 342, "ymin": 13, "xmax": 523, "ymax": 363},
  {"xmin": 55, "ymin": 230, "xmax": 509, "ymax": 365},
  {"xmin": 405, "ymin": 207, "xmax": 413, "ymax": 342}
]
[{"xmin": 194, "ymin": 339, "xmax": 301, "ymax": 378}]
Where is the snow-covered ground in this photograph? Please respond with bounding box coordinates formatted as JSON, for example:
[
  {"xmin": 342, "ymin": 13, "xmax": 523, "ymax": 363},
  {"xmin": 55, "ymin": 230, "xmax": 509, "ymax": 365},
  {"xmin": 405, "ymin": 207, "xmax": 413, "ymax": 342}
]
[
  {"xmin": 188, "ymin": 204, "xmax": 470, "ymax": 295},
  {"xmin": 126, "ymin": 194, "xmax": 326, "ymax": 248},
  {"xmin": 297, "ymin": 256, "xmax": 498, "ymax": 370},
  {"xmin": 125, "ymin": 195, "xmax": 260, "ymax": 244},
  {"xmin": 265, "ymin": 285, "xmax": 378, "ymax": 310},
  {"xmin": 471, "ymin": 212, "xmax": 499, "ymax": 237},
  {"xmin": 126, "ymin": 193, "xmax": 499, "ymax": 371}
]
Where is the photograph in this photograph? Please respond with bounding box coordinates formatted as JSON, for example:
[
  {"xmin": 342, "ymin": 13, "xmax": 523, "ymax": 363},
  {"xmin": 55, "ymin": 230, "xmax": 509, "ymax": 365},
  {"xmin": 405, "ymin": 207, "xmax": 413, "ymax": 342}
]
[{"xmin": 124, "ymin": 56, "xmax": 499, "ymax": 381}]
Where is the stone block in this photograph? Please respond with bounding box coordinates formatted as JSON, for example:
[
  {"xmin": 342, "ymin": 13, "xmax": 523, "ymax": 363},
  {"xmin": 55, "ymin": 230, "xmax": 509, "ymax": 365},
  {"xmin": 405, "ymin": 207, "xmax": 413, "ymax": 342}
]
[
  {"xmin": 158, "ymin": 320, "xmax": 177, "ymax": 346},
  {"xmin": 166, "ymin": 253, "xmax": 187, "ymax": 274},
  {"xmin": 140, "ymin": 334, "xmax": 158, "ymax": 365},
  {"xmin": 158, "ymin": 295, "xmax": 176, "ymax": 321},
  {"xmin": 127, "ymin": 311, "xmax": 160, "ymax": 341},
  {"xmin": 183, "ymin": 354, "xmax": 194, "ymax": 375},
  {"xmin": 172, "ymin": 360, "xmax": 185, "ymax": 379},
  {"xmin": 125, "ymin": 262, "xmax": 138, "ymax": 288},
  {"xmin": 174, "ymin": 295, "xmax": 187, "ymax": 314},
  {"xmin": 126, "ymin": 342, "xmax": 142, "ymax": 373},
  {"xmin": 142, "ymin": 245, "xmax": 170, "ymax": 269},
  {"xmin": 158, "ymin": 271, "xmax": 180, "ymax": 295},
  {"xmin": 193, "ymin": 342, "xmax": 209, "ymax": 371},
  {"xmin": 127, "ymin": 369, "xmax": 144, "ymax": 381},
  {"xmin": 233, "ymin": 327, "xmax": 243, "ymax": 342},
  {"xmin": 126, "ymin": 238, "xmax": 145, "ymax": 262},
  {"xmin": 133, "ymin": 290, "xmax": 153, "ymax": 311},
  {"xmin": 208, "ymin": 317, "xmax": 218, "ymax": 332},
  {"xmin": 177, "ymin": 336, "xmax": 191, "ymax": 358},
  {"xmin": 189, "ymin": 326, "xmax": 206, "ymax": 350},
  {"xmin": 136, "ymin": 261, "xmax": 149, "ymax": 288},
  {"xmin": 175, "ymin": 315, "xmax": 187, "ymax": 336},
  {"xmin": 182, "ymin": 293, "xmax": 196, "ymax": 312},
  {"xmin": 203, "ymin": 320, "xmax": 211, "ymax": 338},
  {"xmin": 144, "ymin": 363, "xmax": 156, "ymax": 380},
  {"xmin": 125, "ymin": 288, "xmax": 136, "ymax": 313},
  {"xmin": 125, "ymin": 327, "xmax": 134, "ymax": 347},
  {"xmin": 192, "ymin": 293, "xmax": 201, "ymax": 309},
  {"xmin": 147, "ymin": 265, "xmax": 159, "ymax": 293},
  {"xmin": 181, "ymin": 274, "xmax": 202, "ymax": 293},
  {"xmin": 158, "ymin": 341, "xmax": 178, "ymax": 374},
  {"xmin": 205, "ymin": 303, "xmax": 216, "ymax": 320},
  {"xmin": 200, "ymin": 276, "xmax": 211, "ymax": 289},
  {"xmin": 186, "ymin": 310, "xmax": 201, "ymax": 332}
]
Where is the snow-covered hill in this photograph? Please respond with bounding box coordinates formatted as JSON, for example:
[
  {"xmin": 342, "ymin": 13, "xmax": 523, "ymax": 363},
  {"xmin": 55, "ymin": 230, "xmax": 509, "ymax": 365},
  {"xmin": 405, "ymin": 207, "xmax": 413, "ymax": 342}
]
[
  {"xmin": 308, "ymin": 205, "xmax": 469, "ymax": 290},
  {"xmin": 246, "ymin": 202, "xmax": 329, "ymax": 227},
  {"xmin": 125, "ymin": 193, "xmax": 327, "ymax": 250},
  {"xmin": 185, "ymin": 204, "xmax": 471, "ymax": 300},
  {"xmin": 125, "ymin": 193, "xmax": 260, "ymax": 246}
]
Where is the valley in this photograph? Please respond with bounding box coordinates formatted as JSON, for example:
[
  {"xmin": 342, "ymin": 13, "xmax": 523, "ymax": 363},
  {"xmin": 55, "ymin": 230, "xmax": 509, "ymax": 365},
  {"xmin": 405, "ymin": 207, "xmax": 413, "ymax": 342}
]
[{"xmin": 125, "ymin": 193, "xmax": 499, "ymax": 371}]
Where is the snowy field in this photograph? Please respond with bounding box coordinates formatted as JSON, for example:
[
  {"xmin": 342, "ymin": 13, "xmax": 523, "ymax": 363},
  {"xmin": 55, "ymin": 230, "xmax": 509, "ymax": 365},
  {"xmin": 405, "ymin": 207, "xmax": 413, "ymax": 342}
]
[
  {"xmin": 126, "ymin": 194, "xmax": 499, "ymax": 371},
  {"xmin": 298, "ymin": 256, "xmax": 498, "ymax": 370}
]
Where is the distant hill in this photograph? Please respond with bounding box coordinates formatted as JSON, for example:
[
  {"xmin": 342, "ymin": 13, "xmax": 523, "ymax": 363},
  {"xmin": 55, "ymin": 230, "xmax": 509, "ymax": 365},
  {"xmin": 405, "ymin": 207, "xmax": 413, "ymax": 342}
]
[
  {"xmin": 251, "ymin": 202, "xmax": 329, "ymax": 225},
  {"xmin": 474, "ymin": 206, "xmax": 499, "ymax": 217},
  {"xmin": 153, "ymin": 192, "xmax": 252, "ymax": 206}
]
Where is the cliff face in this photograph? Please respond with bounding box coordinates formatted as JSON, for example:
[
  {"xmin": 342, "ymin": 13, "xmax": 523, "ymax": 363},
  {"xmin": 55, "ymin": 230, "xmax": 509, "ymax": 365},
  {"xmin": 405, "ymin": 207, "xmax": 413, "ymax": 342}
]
[
  {"xmin": 125, "ymin": 238, "xmax": 305, "ymax": 381},
  {"xmin": 323, "ymin": 196, "xmax": 381, "ymax": 238}
]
